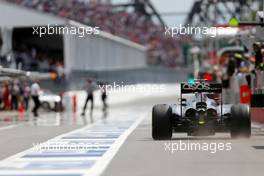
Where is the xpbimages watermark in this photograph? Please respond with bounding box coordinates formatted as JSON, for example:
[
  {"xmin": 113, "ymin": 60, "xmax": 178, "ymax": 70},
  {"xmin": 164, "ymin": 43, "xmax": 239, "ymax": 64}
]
[
  {"xmin": 165, "ymin": 24, "xmax": 219, "ymax": 38},
  {"xmin": 32, "ymin": 141, "xmax": 102, "ymax": 152},
  {"xmin": 32, "ymin": 24, "xmax": 100, "ymax": 38},
  {"xmin": 98, "ymin": 83, "xmax": 166, "ymax": 95},
  {"xmin": 164, "ymin": 141, "xmax": 232, "ymax": 154}
]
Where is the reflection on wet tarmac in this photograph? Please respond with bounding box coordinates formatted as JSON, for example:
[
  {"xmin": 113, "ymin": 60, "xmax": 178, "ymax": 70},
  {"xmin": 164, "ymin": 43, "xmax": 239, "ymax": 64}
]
[{"xmin": 0, "ymin": 109, "xmax": 109, "ymax": 127}]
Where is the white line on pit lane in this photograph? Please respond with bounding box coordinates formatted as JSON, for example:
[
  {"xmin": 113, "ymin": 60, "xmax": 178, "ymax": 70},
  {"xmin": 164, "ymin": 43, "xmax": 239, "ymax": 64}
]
[
  {"xmin": 0, "ymin": 112, "xmax": 146, "ymax": 176},
  {"xmin": 83, "ymin": 113, "xmax": 146, "ymax": 176},
  {"xmin": 0, "ymin": 124, "xmax": 21, "ymax": 131}
]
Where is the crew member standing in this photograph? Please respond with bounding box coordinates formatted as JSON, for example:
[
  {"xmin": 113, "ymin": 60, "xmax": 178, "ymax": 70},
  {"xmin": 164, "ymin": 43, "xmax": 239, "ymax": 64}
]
[
  {"xmin": 31, "ymin": 80, "xmax": 40, "ymax": 117},
  {"xmin": 23, "ymin": 83, "xmax": 31, "ymax": 111},
  {"xmin": 81, "ymin": 79, "xmax": 97, "ymax": 116},
  {"xmin": 253, "ymin": 42, "xmax": 263, "ymax": 69},
  {"xmin": 253, "ymin": 42, "xmax": 264, "ymax": 90},
  {"xmin": 11, "ymin": 81, "xmax": 20, "ymax": 110},
  {"xmin": 101, "ymin": 82, "xmax": 108, "ymax": 114}
]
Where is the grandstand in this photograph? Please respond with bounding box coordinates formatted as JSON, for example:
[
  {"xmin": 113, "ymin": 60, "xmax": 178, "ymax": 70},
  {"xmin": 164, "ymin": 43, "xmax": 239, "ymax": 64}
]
[{"xmin": 1, "ymin": 0, "xmax": 181, "ymax": 69}]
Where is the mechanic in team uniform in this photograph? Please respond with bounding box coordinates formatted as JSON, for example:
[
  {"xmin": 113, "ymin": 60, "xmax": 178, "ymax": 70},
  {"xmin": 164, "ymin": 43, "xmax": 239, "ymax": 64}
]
[
  {"xmin": 81, "ymin": 79, "xmax": 98, "ymax": 116},
  {"xmin": 31, "ymin": 80, "xmax": 41, "ymax": 117},
  {"xmin": 253, "ymin": 41, "xmax": 263, "ymax": 69},
  {"xmin": 100, "ymin": 82, "xmax": 108, "ymax": 115}
]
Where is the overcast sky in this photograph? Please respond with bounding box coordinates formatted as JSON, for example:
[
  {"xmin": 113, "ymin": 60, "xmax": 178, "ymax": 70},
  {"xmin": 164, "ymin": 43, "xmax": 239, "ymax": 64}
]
[
  {"xmin": 152, "ymin": 0, "xmax": 194, "ymax": 26},
  {"xmin": 112, "ymin": 0, "xmax": 195, "ymax": 26}
]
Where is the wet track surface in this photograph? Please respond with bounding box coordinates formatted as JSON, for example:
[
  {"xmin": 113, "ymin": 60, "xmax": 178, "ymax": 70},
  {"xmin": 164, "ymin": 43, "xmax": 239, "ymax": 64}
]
[
  {"xmin": 0, "ymin": 91, "xmax": 263, "ymax": 176},
  {"xmin": 102, "ymin": 114, "xmax": 264, "ymax": 176}
]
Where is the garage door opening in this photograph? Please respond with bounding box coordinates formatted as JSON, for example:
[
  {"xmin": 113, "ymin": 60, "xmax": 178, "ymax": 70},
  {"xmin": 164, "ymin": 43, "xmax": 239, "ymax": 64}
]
[{"xmin": 12, "ymin": 27, "xmax": 64, "ymax": 72}]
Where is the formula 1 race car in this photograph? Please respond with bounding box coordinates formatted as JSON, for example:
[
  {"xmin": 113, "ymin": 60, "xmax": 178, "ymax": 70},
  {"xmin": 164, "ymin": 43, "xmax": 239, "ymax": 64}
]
[{"xmin": 152, "ymin": 81, "xmax": 251, "ymax": 140}]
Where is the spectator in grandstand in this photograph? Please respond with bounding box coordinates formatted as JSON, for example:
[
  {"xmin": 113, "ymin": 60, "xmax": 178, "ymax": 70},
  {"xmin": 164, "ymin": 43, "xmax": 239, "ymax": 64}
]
[
  {"xmin": 31, "ymin": 80, "xmax": 41, "ymax": 117},
  {"xmin": 81, "ymin": 79, "xmax": 98, "ymax": 117},
  {"xmin": 6, "ymin": 0, "xmax": 180, "ymax": 67}
]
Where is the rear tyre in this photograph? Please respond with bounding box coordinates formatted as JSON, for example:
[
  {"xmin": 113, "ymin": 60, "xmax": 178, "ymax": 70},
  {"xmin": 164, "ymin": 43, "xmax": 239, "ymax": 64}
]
[
  {"xmin": 230, "ymin": 104, "xmax": 251, "ymax": 139},
  {"xmin": 152, "ymin": 104, "xmax": 172, "ymax": 140}
]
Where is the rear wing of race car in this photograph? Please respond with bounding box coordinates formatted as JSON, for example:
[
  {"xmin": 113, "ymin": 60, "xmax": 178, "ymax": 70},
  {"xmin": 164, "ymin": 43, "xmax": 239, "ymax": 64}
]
[
  {"xmin": 180, "ymin": 82, "xmax": 223, "ymax": 119},
  {"xmin": 181, "ymin": 82, "xmax": 222, "ymax": 94}
]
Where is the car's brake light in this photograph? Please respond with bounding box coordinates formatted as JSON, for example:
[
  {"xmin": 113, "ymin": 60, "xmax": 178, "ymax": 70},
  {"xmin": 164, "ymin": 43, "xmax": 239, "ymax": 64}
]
[{"xmin": 203, "ymin": 73, "xmax": 213, "ymax": 81}]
